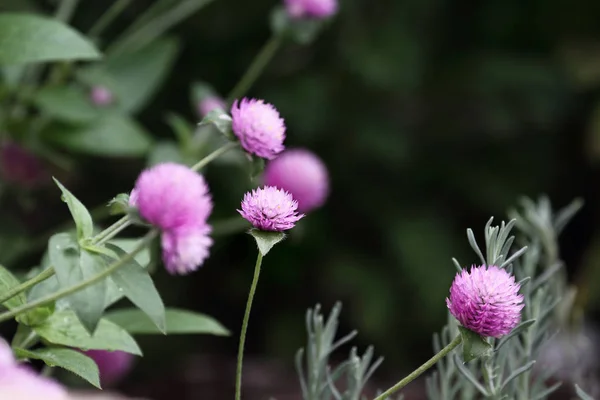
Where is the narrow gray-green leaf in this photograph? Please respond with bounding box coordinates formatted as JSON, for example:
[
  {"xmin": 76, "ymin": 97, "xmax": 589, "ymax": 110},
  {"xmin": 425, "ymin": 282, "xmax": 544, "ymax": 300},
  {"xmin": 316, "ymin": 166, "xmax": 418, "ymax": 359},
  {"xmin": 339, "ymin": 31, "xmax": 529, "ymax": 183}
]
[
  {"xmin": 34, "ymin": 310, "xmax": 141, "ymax": 355},
  {"xmin": 496, "ymin": 319, "xmax": 536, "ymax": 351},
  {"xmin": 47, "ymin": 114, "xmax": 153, "ymax": 157},
  {"xmin": 105, "ymin": 244, "xmax": 165, "ymax": 334},
  {"xmin": 105, "ymin": 307, "xmax": 229, "ymax": 336},
  {"xmin": 0, "ymin": 13, "xmax": 100, "ymax": 65},
  {"xmin": 0, "ymin": 264, "xmax": 26, "ymax": 309},
  {"xmin": 53, "ymin": 179, "xmax": 94, "ymax": 239},
  {"xmin": 453, "ymin": 354, "xmax": 489, "ymax": 396},
  {"xmin": 248, "ymin": 229, "xmax": 286, "ymax": 256},
  {"xmin": 49, "ymin": 234, "xmax": 107, "ymax": 333},
  {"xmin": 15, "ymin": 347, "xmax": 101, "ymax": 389}
]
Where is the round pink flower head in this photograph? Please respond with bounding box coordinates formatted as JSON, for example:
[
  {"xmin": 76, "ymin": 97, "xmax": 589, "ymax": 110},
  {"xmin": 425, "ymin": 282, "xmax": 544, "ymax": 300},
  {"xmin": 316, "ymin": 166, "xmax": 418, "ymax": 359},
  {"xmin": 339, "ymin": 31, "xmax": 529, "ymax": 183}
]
[
  {"xmin": 284, "ymin": 0, "xmax": 338, "ymax": 19},
  {"xmin": 161, "ymin": 225, "xmax": 213, "ymax": 275},
  {"xmin": 263, "ymin": 148, "xmax": 329, "ymax": 213},
  {"xmin": 199, "ymin": 96, "xmax": 227, "ymax": 117},
  {"xmin": 238, "ymin": 186, "xmax": 304, "ymax": 231},
  {"xmin": 446, "ymin": 265, "xmax": 524, "ymax": 338},
  {"xmin": 90, "ymin": 85, "xmax": 113, "ymax": 106},
  {"xmin": 231, "ymin": 98, "xmax": 286, "ymax": 160},
  {"xmin": 132, "ymin": 163, "xmax": 213, "ymax": 231},
  {"xmin": 84, "ymin": 350, "xmax": 135, "ymax": 387},
  {"xmin": 0, "ymin": 339, "xmax": 68, "ymax": 400}
]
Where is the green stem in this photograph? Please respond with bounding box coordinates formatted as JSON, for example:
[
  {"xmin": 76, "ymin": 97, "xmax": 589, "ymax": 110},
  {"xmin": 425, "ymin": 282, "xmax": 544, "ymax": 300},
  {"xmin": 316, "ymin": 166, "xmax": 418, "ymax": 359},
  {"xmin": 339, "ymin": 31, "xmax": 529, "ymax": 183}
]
[
  {"xmin": 227, "ymin": 35, "xmax": 283, "ymax": 102},
  {"xmin": 0, "ymin": 267, "xmax": 56, "ymax": 306},
  {"xmin": 191, "ymin": 142, "xmax": 238, "ymax": 172},
  {"xmin": 88, "ymin": 0, "xmax": 132, "ymax": 38},
  {"xmin": 373, "ymin": 335, "xmax": 462, "ymax": 400},
  {"xmin": 0, "ymin": 230, "xmax": 157, "ymax": 325},
  {"xmin": 235, "ymin": 251, "xmax": 264, "ymax": 400},
  {"xmin": 92, "ymin": 215, "xmax": 131, "ymax": 245}
]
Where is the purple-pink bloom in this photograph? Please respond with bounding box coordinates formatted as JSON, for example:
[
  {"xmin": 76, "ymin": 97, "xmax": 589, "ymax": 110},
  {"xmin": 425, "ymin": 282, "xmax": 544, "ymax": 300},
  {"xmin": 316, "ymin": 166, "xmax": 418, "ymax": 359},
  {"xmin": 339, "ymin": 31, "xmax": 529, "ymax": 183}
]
[
  {"xmin": 198, "ymin": 96, "xmax": 227, "ymax": 117},
  {"xmin": 132, "ymin": 163, "xmax": 213, "ymax": 231},
  {"xmin": 284, "ymin": 0, "xmax": 338, "ymax": 19},
  {"xmin": 238, "ymin": 186, "xmax": 304, "ymax": 231},
  {"xmin": 263, "ymin": 148, "xmax": 329, "ymax": 213},
  {"xmin": 446, "ymin": 265, "xmax": 524, "ymax": 338},
  {"xmin": 231, "ymin": 98, "xmax": 286, "ymax": 160},
  {"xmin": 161, "ymin": 225, "xmax": 213, "ymax": 275},
  {"xmin": 84, "ymin": 350, "xmax": 135, "ymax": 387},
  {"xmin": 0, "ymin": 339, "xmax": 68, "ymax": 400},
  {"xmin": 90, "ymin": 85, "xmax": 113, "ymax": 106},
  {"xmin": 0, "ymin": 141, "xmax": 47, "ymax": 188}
]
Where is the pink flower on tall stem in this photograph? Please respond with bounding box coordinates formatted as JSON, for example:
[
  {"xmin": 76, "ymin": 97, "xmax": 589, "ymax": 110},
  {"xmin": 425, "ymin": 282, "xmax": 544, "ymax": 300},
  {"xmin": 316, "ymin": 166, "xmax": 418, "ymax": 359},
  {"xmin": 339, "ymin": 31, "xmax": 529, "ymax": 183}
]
[
  {"xmin": 238, "ymin": 186, "xmax": 304, "ymax": 231},
  {"xmin": 284, "ymin": 0, "xmax": 338, "ymax": 19}
]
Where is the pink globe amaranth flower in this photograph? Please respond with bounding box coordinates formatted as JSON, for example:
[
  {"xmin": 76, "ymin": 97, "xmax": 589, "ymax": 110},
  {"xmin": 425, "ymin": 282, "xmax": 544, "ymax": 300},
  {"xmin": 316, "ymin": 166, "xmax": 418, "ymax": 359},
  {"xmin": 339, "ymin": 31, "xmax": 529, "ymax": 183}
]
[
  {"xmin": 132, "ymin": 163, "xmax": 213, "ymax": 231},
  {"xmin": 231, "ymin": 98, "xmax": 286, "ymax": 160},
  {"xmin": 198, "ymin": 96, "xmax": 227, "ymax": 117},
  {"xmin": 161, "ymin": 224, "xmax": 213, "ymax": 275},
  {"xmin": 0, "ymin": 339, "xmax": 68, "ymax": 400},
  {"xmin": 90, "ymin": 85, "xmax": 113, "ymax": 106},
  {"xmin": 284, "ymin": 0, "xmax": 338, "ymax": 19},
  {"xmin": 263, "ymin": 148, "xmax": 329, "ymax": 213},
  {"xmin": 446, "ymin": 265, "xmax": 524, "ymax": 338},
  {"xmin": 0, "ymin": 141, "xmax": 47, "ymax": 188},
  {"xmin": 238, "ymin": 186, "xmax": 304, "ymax": 231},
  {"xmin": 84, "ymin": 349, "xmax": 135, "ymax": 387}
]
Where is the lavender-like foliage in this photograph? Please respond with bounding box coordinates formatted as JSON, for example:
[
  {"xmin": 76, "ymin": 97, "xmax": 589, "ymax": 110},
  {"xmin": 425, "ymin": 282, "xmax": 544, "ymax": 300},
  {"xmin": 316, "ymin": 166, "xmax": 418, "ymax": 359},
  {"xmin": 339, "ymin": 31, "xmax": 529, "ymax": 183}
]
[{"xmin": 427, "ymin": 196, "xmax": 584, "ymax": 399}]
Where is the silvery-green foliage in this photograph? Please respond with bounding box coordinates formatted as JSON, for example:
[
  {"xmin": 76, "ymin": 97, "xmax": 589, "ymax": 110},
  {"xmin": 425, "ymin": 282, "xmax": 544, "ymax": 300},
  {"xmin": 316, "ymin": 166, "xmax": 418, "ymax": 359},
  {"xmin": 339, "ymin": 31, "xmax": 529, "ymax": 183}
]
[
  {"xmin": 295, "ymin": 302, "xmax": 385, "ymax": 400},
  {"xmin": 427, "ymin": 196, "xmax": 582, "ymax": 400}
]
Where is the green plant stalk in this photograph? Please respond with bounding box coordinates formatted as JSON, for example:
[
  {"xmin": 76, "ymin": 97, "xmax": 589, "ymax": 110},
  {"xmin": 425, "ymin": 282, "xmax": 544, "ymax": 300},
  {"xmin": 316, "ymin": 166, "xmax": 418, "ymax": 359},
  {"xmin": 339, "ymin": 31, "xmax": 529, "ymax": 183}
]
[
  {"xmin": 191, "ymin": 142, "xmax": 238, "ymax": 172},
  {"xmin": 373, "ymin": 335, "xmax": 462, "ymax": 400},
  {"xmin": 92, "ymin": 215, "xmax": 131, "ymax": 245},
  {"xmin": 88, "ymin": 0, "xmax": 132, "ymax": 38},
  {"xmin": 0, "ymin": 267, "xmax": 56, "ymax": 306},
  {"xmin": 235, "ymin": 251, "xmax": 264, "ymax": 400},
  {"xmin": 227, "ymin": 35, "xmax": 283, "ymax": 103},
  {"xmin": 0, "ymin": 230, "xmax": 158, "ymax": 325}
]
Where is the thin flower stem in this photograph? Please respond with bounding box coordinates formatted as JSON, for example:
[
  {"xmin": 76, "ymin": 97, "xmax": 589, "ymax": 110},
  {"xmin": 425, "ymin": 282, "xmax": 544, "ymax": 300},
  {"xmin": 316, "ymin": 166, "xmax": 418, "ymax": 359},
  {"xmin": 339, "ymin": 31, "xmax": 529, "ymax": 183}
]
[
  {"xmin": 373, "ymin": 335, "xmax": 462, "ymax": 400},
  {"xmin": 92, "ymin": 215, "xmax": 131, "ymax": 245},
  {"xmin": 88, "ymin": 0, "xmax": 132, "ymax": 38},
  {"xmin": 227, "ymin": 35, "xmax": 283, "ymax": 103},
  {"xmin": 0, "ymin": 267, "xmax": 56, "ymax": 306},
  {"xmin": 235, "ymin": 251, "xmax": 264, "ymax": 400},
  {"xmin": 191, "ymin": 142, "xmax": 238, "ymax": 172},
  {"xmin": 0, "ymin": 230, "xmax": 158, "ymax": 325}
]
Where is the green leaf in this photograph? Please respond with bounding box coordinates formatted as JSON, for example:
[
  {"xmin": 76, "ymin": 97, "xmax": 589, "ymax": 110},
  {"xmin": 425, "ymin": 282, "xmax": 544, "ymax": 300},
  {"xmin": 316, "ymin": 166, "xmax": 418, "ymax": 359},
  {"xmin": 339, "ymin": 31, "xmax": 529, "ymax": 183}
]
[
  {"xmin": 16, "ymin": 303, "xmax": 55, "ymax": 326},
  {"xmin": 0, "ymin": 13, "xmax": 100, "ymax": 65},
  {"xmin": 33, "ymin": 86, "xmax": 112, "ymax": 123},
  {"xmin": 105, "ymin": 244, "xmax": 165, "ymax": 334},
  {"xmin": 53, "ymin": 179, "xmax": 94, "ymax": 239},
  {"xmin": 108, "ymin": 239, "xmax": 151, "ymax": 267},
  {"xmin": 147, "ymin": 141, "xmax": 183, "ymax": 166},
  {"xmin": 458, "ymin": 326, "xmax": 492, "ymax": 363},
  {"xmin": 107, "ymin": 193, "xmax": 131, "ymax": 216},
  {"xmin": 105, "ymin": 307, "xmax": 230, "ymax": 336},
  {"xmin": 496, "ymin": 319, "xmax": 536, "ymax": 351},
  {"xmin": 46, "ymin": 114, "xmax": 153, "ymax": 157},
  {"xmin": 249, "ymin": 155, "xmax": 265, "ymax": 181},
  {"xmin": 248, "ymin": 229, "xmax": 286, "ymax": 256},
  {"xmin": 48, "ymin": 234, "xmax": 107, "ymax": 333},
  {"xmin": 34, "ymin": 310, "xmax": 142, "ymax": 355},
  {"xmin": 198, "ymin": 109, "xmax": 234, "ymax": 140},
  {"xmin": 0, "ymin": 264, "xmax": 26, "ymax": 309},
  {"xmin": 78, "ymin": 38, "xmax": 180, "ymax": 113},
  {"xmin": 15, "ymin": 347, "xmax": 101, "ymax": 389}
]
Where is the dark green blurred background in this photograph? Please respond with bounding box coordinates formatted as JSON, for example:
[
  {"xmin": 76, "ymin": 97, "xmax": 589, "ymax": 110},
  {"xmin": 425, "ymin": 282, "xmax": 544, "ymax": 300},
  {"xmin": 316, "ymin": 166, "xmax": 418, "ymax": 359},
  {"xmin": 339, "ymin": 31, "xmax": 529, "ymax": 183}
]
[{"xmin": 4, "ymin": 0, "xmax": 600, "ymax": 398}]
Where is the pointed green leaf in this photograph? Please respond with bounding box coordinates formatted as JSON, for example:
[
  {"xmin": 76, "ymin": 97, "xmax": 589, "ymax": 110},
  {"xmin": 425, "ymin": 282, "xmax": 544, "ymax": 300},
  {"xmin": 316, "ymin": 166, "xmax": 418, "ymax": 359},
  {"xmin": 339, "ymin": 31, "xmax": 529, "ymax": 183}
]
[
  {"xmin": 107, "ymin": 193, "xmax": 131, "ymax": 216},
  {"xmin": 0, "ymin": 264, "xmax": 26, "ymax": 309},
  {"xmin": 53, "ymin": 179, "xmax": 94, "ymax": 239},
  {"xmin": 458, "ymin": 326, "xmax": 492, "ymax": 363},
  {"xmin": 34, "ymin": 310, "xmax": 141, "ymax": 355},
  {"xmin": 249, "ymin": 155, "xmax": 265, "ymax": 181},
  {"xmin": 15, "ymin": 347, "xmax": 101, "ymax": 389},
  {"xmin": 16, "ymin": 303, "xmax": 55, "ymax": 326},
  {"xmin": 198, "ymin": 109, "xmax": 234, "ymax": 140},
  {"xmin": 33, "ymin": 86, "xmax": 113, "ymax": 123},
  {"xmin": 48, "ymin": 234, "xmax": 107, "ymax": 333},
  {"xmin": 496, "ymin": 319, "xmax": 536, "ymax": 351},
  {"xmin": 0, "ymin": 13, "xmax": 100, "ymax": 65},
  {"xmin": 104, "ymin": 244, "xmax": 165, "ymax": 334},
  {"xmin": 46, "ymin": 114, "xmax": 153, "ymax": 157},
  {"xmin": 248, "ymin": 229, "xmax": 286, "ymax": 256},
  {"xmin": 105, "ymin": 308, "xmax": 229, "ymax": 336}
]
